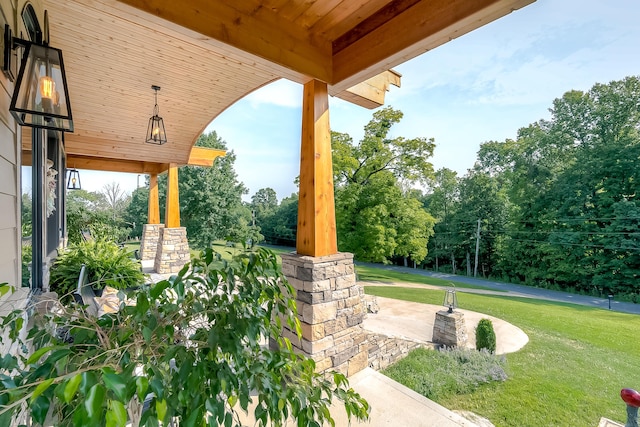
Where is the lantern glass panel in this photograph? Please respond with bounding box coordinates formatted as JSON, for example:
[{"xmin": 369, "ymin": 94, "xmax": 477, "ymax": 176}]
[{"xmin": 10, "ymin": 43, "xmax": 73, "ymax": 132}]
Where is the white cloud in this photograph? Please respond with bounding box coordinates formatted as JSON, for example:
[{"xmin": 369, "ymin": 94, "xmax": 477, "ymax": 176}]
[{"xmin": 244, "ymin": 79, "xmax": 303, "ymax": 108}]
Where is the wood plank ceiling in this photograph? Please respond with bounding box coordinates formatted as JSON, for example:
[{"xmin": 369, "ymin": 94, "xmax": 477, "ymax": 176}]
[{"xmin": 32, "ymin": 0, "xmax": 534, "ymax": 169}]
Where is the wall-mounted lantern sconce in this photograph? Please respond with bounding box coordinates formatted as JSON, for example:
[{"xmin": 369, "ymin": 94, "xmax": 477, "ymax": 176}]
[
  {"xmin": 443, "ymin": 284, "xmax": 458, "ymax": 313},
  {"xmin": 66, "ymin": 168, "xmax": 81, "ymax": 190},
  {"xmin": 145, "ymin": 85, "xmax": 167, "ymax": 145},
  {"xmin": 4, "ymin": 24, "xmax": 73, "ymax": 132}
]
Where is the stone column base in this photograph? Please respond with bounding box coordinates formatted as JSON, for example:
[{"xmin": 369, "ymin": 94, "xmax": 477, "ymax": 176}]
[
  {"xmin": 433, "ymin": 310, "xmax": 468, "ymax": 348},
  {"xmin": 140, "ymin": 224, "xmax": 164, "ymax": 261},
  {"xmin": 280, "ymin": 252, "xmax": 368, "ymax": 377},
  {"xmin": 153, "ymin": 227, "xmax": 190, "ymax": 274}
]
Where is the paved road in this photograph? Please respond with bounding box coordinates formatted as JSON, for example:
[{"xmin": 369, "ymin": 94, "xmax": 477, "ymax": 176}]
[{"xmin": 356, "ymin": 261, "xmax": 640, "ymax": 315}]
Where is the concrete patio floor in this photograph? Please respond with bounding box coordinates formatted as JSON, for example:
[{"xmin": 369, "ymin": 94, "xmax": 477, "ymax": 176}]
[{"xmin": 364, "ymin": 296, "xmax": 529, "ymax": 355}]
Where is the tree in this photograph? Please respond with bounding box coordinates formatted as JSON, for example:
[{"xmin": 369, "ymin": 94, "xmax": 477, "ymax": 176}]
[
  {"xmin": 66, "ymin": 190, "xmax": 129, "ymax": 244},
  {"xmin": 257, "ymin": 193, "xmax": 298, "ymax": 247},
  {"xmin": 449, "ymin": 171, "xmax": 509, "ymax": 277},
  {"xmin": 101, "ymin": 182, "xmax": 130, "ymax": 219},
  {"xmin": 332, "ymin": 107, "xmax": 435, "ymax": 187},
  {"xmin": 161, "ymin": 131, "xmax": 260, "ymax": 249},
  {"xmin": 332, "ymin": 107, "xmax": 436, "ymax": 263},
  {"xmin": 470, "ymin": 76, "xmax": 640, "ymax": 295},
  {"xmin": 251, "ymin": 188, "xmax": 278, "ymax": 216},
  {"xmin": 422, "ymin": 168, "xmax": 459, "ymax": 272},
  {"xmin": 124, "ymin": 187, "xmax": 149, "ymax": 239}
]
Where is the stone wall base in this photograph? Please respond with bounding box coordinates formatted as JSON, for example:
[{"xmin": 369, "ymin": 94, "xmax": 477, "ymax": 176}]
[
  {"xmin": 433, "ymin": 310, "xmax": 468, "ymax": 348},
  {"xmin": 367, "ymin": 333, "xmax": 435, "ymax": 371},
  {"xmin": 153, "ymin": 227, "xmax": 190, "ymax": 274},
  {"xmin": 281, "ymin": 252, "xmax": 368, "ymax": 376},
  {"xmin": 140, "ymin": 224, "xmax": 164, "ymax": 261}
]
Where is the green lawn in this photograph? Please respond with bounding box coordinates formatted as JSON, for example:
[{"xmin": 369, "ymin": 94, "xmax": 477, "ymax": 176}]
[
  {"xmin": 366, "ymin": 286, "xmax": 640, "ymax": 427},
  {"xmin": 355, "ymin": 264, "xmax": 506, "ymax": 292}
]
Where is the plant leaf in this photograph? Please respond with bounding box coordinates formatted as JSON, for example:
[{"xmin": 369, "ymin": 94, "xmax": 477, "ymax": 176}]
[
  {"xmin": 103, "ymin": 372, "xmax": 127, "ymax": 401},
  {"xmin": 64, "ymin": 374, "xmax": 83, "ymax": 403},
  {"xmin": 84, "ymin": 384, "xmax": 106, "ymax": 421},
  {"xmin": 26, "ymin": 345, "xmax": 61, "ymax": 365},
  {"xmin": 30, "ymin": 395, "xmax": 50, "ymax": 425},
  {"xmin": 136, "ymin": 376, "xmax": 149, "ymax": 401},
  {"xmin": 156, "ymin": 398, "xmax": 167, "ymax": 422},
  {"xmin": 106, "ymin": 399, "xmax": 128, "ymax": 427},
  {"xmin": 30, "ymin": 378, "xmax": 54, "ymax": 403}
]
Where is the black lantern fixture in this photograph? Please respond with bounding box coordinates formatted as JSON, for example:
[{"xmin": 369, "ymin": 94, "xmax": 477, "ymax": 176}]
[
  {"xmin": 443, "ymin": 284, "xmax": 458, "ymax": 314},
  {"xmin": 4, "ymin": 24, "xmax": 73, "ymax": 132},
  {"xmin": 146, "ymin": 85, "xmax": 167, "ymax": 145},
  {"xmin": 66, "ymin": 168, "xmax": 81, "ymax": 190}
]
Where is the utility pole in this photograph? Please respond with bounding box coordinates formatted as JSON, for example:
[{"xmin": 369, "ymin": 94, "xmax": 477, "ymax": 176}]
[{"xmin": 474, "ymin": 219, "xmax": 481, "ymax": 278}]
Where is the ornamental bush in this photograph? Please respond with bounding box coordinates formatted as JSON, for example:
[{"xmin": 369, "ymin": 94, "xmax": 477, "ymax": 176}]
[
  {"xmin": 0, "ymin": 248, "xmax": 369, "ymax": 427},
  {"xmin": 382, "ymin": 347, "xmax": 507, "ymax": 401},
  {"xmin": 49, "ymin": 239, "xmax": 145, "ymax": 300},
  {"xmin": 476, "ymin": 318, "xmax": 497, "ymax": 353}
]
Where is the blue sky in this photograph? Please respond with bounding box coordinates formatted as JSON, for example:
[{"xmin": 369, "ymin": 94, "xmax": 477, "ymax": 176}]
[{"xmin": 58, "ymin": 0, "xmax": 640, "ymax": 201}]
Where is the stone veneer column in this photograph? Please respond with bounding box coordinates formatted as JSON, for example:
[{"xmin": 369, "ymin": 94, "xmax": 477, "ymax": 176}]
[
  {"xmin": 140, "ymin": 224, "xmax": 164, "ymax": 261},
  {"xmin": 153, "ymin": 227, "xmax": 190, "ymax": 274},
  {"xmin": 432, "ymin": 310, "xmax": 468, "ymax": 348},
  {"xmin": 280, "ymin": 252, "xmax": 368, "ymax": 376}
]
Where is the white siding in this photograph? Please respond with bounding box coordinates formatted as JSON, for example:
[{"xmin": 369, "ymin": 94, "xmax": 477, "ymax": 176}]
[{"xmin": 0, "ymin": 1, "xmax": 22, "ymax": 293}]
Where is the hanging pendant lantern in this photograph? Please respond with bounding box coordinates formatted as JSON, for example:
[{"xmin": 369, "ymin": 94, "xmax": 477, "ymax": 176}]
[
  {"xmin": 66, "ymin": 168, "xmax": 81, "ymax": 190},
  {"xmin": 145, "ymin": 85, "xmax": 167, "ymax": 145}
]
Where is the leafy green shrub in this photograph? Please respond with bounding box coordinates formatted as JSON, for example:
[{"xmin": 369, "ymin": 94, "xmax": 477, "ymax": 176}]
[
  {"xmin": 21, "ymin": 244, "xmax": 32, "ymax": 287},
  {"xmin": 383, "ymin": 347, "xmax": 507, "ymax": 401},
  {"xmin": 50, "ymin": 239, "xmax": 145, "ymax": 299},
  {"xmin": 476, "ymin": 318, "xmax": 497, "ymax": 353},
  {"xmin": 89, "ymin": 222, "xmax": 130, "ymax": 244},
  {"xmin": 0, "ymin": 248, "xmax": 369, "ymax": 426}
]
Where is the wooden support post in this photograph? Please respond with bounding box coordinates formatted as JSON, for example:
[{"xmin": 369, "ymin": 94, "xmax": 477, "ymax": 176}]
[
  {"xmin": 296, "ymin": 79, "xmax": 337, "ymax": 257},
  {"xmin": 165, "ymin": 163, "xmax": 180, "ymax": 228},
  {"xmin": 148, "ymin": 173, "xmax": 160, "ymax": 224}
]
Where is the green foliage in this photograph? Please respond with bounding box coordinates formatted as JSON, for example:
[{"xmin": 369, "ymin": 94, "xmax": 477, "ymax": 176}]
[
  {"xmin": 159, "ymin": 132, "xmax": 261, "ymax": 249},
  {"xmin": 421, "ymin": 76, "xmax": 640, "ymax": 297},
  {"xmin": 49, "ymin": 240, "xmax": 145, "ymax": 299},
  {"xmin": 66, "ymin": 190, "xmax": 130, "ymax": 245},
  {"xmin": 21, "ymin": 193, "xmax": 32, "ymax": 237},
  {"xmin": 0, "ymin": 250, "xmax": 369, "ymax": 426},
  {"xmin": 475, "ymin": 318, "xmax": 497, "ymax": 353},
  {"xmin": 256, "ymin": 192, "xmax": 298, "ymax": 246},
  {"xmin": 332, "ymin": 107, "xmax": 436, "ymax": 264},
  {"xmin": 383, "ymin": 347, "xmax": 507, "ymax": 401},
  {"xmin": 21, "ymin": 244, "xmax": 32, "ymax": 287},
  {"xmin": 124, "ymin": 187, "xmax": 148, "ymax": 239},
  {"xmin": 367, "ymin": 285, "xmax": 640, "ymax": 426}
]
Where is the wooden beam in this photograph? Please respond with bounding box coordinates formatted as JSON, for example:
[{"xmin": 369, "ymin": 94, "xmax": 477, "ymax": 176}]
[
  {"xmin": 148, "ymin": 173, "xmax": 161, "ymax": 225},
  {"xmin": 332, "ymin": 69, "xmax": 401, "ymax": 109},
  {"xmin": 333, "ymin": 0, "xmax": 421, "ymax": 54},
  {"xmin": 296, "ymin": 79, "xmax": 337, "ymax": 257},
  {"xmin": 165, "ymin": 163, "xmax": 181, "ymax": 228},
  {"xmin": 115, "ymin": 0, "xmax": 332, "ymax": 83},
  {"xmin": 187, "ymin": 147, "xmax": 226, "ymax": 167},
  {"xmin": 62, "ymin": 155, "xmax": 169, "ymax": 174},
  {"xmin": 331, "ymin": 0, "xmax": 534, "ymax": 91}
]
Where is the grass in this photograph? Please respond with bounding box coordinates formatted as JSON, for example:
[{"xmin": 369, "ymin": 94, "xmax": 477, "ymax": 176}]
[
  {"xmin": 366, "ymin": 286, "xmax": 640, "ymax": 427},
  {"xmin": 355, "ymin": 264, "xmax": 506, "ymax": 292}
]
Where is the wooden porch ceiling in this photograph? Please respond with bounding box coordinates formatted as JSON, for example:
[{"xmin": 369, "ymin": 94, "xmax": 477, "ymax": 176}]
[{"xmin": 33, "ymin": 0, "xmax": 534, "ymax": 169}]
